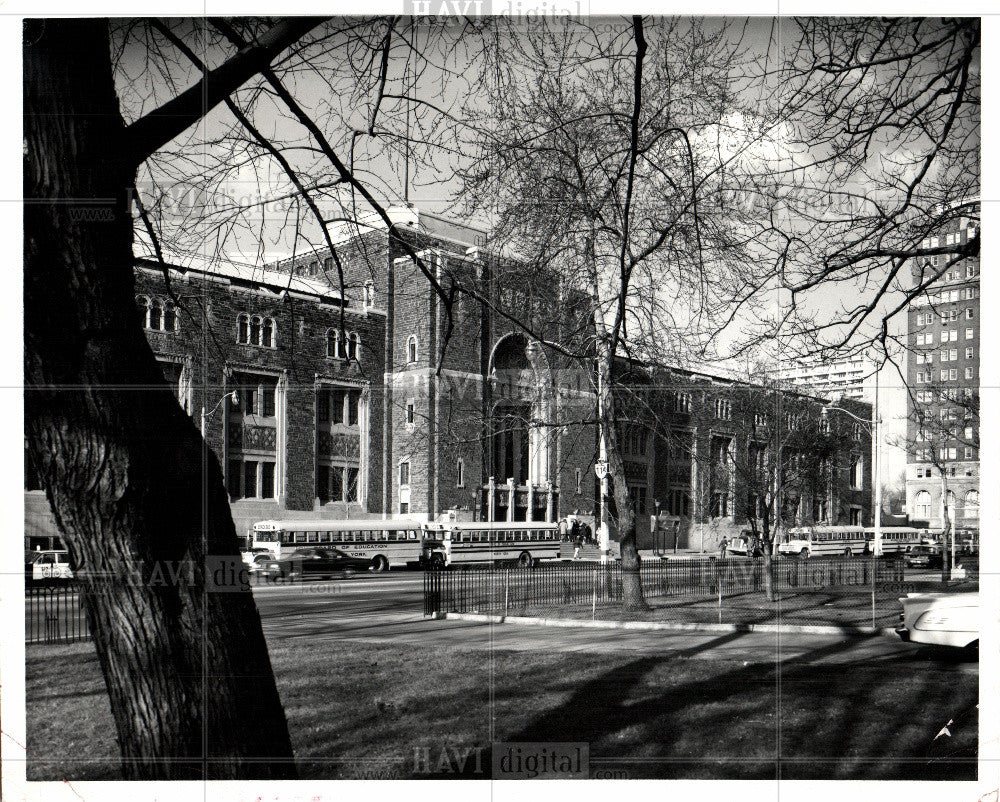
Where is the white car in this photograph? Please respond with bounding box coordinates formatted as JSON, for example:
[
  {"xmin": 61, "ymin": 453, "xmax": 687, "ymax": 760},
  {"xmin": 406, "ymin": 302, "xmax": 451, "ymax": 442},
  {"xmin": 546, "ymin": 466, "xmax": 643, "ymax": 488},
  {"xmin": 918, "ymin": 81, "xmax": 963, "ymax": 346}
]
[
  {"xmin": 896, "ymin": 592, "xmax": 979, "ymax": 650},
  {"xmin": 26, "ymin": 550, "xmax": 74, "ymax": 582}
]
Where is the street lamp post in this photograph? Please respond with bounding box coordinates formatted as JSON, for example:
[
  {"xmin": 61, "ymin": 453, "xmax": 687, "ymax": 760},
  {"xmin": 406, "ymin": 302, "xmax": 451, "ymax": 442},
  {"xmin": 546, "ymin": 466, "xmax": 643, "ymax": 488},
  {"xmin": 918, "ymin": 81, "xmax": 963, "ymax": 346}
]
[
  {"xmin": 596, "ymin": 360, "xmax": 610, "ymax": 564},
  {"xmin": 823, "ymin": 381, "xmax": 881, "ymax": 556},
  {"xmin": 201, "ymin": 391, "xmax": 239, "ymax": 438}
]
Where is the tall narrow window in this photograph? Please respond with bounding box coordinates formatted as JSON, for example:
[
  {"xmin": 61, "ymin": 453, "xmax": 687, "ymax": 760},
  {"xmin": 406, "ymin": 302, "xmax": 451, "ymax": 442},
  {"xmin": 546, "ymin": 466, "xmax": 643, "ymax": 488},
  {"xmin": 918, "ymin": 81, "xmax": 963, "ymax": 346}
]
[
  {"xmin": 238, "ymin": 314, "xmax": 249, "ymax": 343},
  {"xmin": 407, "ymin": 335, "xmax": 418, "ymax": 364},
  {"xmin": 262, "ymin": 318, "xmax": 274, "ymax": 348},
  {"xmin": 149, "ymin": 299, "xmax": 162, "ymax": 330},
  {"xmin": 399, "ymin": 461, "xmax": 410, "ymax": 486},
  {"xmin": 327, "ymin": 329, "xmax": 341, "ymax": 358},
  {"xmin": 346, "ymin": 468, "xmax": 359, "ymax": 502},
  {"xmin": 456, "ymin": 458, "xmax": 465, "ymax": 488}
]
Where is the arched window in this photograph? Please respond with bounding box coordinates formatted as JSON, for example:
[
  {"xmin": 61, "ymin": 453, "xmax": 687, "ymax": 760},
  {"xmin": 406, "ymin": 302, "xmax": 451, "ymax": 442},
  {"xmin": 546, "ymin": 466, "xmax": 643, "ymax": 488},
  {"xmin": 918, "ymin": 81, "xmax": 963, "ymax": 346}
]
[
  {"xmin": 137, "ymin": 296, "xmax": 149, "ymax": 328},
  {"xmin": 148, "ymin": 298, "xmax": 162, "ymax": 331},
  {"xmin": 914, "ymin": 490, "xmax": 932, "ymax": 520},
  {"xmin": 163, "ymin": 301, "xmax": 177, "ymax": 332},
  {"xmin": 326, "ymin": 329, "xmax": 341, "ymax": 359},
  {"xmin": 966, "ymin": 490, "xmax": 980, "ymax": 518},
  {"xmin": 407, "ymin": 335, "xmax": 418, "ymax": 364},
  {"xmin": 238, "ymin": 313, "xmax": 275, "ymax": 346},
  {"xmin": 348, "ymin": 332, "xmax": 361, "ymax": 362}
]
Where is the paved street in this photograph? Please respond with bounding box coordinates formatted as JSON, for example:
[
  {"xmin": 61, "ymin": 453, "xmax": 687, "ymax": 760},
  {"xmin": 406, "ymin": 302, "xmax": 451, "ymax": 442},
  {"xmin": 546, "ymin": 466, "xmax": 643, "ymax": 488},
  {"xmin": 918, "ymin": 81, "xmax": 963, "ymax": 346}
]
[{"xmin": 252, "ymin": 572, "xmax": 978, "ymax": 673}]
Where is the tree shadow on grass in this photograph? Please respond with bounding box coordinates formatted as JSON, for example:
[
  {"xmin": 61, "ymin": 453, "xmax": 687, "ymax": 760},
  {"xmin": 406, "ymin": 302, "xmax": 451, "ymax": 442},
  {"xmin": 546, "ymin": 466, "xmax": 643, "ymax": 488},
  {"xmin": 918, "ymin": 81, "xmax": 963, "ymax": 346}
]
[{"xmin": 494, "ymin": 635, "xmax": 977, "ymax": 780}]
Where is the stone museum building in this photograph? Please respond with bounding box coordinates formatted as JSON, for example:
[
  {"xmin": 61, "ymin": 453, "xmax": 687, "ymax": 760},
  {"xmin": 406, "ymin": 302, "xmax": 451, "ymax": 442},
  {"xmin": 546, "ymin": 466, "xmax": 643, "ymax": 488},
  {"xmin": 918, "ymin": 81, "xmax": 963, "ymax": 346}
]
[{"xmin": 26, "ymin": 207, "xmax": 874, "ymax": 549}]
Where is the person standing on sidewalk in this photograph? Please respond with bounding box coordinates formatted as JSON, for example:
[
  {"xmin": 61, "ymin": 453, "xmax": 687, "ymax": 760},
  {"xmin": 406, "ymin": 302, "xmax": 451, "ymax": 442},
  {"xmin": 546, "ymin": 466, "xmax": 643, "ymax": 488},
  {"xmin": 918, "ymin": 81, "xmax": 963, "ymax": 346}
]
[
  {"xmin": 719, "ymin": 536, "xmax": 729, "ymax": 559},
  {"xmin": 571, "ymin": 518, "xmax": 583, "ymax": 559}
]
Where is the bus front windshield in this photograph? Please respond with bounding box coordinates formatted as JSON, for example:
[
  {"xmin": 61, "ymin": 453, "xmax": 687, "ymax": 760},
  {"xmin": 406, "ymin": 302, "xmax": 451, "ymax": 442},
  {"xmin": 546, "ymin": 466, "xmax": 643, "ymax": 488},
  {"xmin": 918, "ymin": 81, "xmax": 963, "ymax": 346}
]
[{"xmin": 254, "ymin": 531, "xmax": 279, "ymax": 543}]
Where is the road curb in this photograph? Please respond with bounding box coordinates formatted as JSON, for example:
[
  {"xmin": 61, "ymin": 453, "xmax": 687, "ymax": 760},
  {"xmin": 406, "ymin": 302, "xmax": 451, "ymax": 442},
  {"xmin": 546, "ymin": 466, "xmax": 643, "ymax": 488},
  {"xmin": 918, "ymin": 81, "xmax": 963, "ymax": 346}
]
[{"xmin": 434, "ymin": 611, "xmax": 897, "ymax": 638}]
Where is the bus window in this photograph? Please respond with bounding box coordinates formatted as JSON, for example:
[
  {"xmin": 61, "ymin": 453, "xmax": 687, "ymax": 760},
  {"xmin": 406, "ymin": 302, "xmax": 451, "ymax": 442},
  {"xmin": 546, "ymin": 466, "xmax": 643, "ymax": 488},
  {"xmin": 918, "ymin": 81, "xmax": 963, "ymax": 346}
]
[
  {"xmin": 307, "ymin": 531, "xmax": 318, "ymax": 543},
  {"xmin": 293, "ymin": 532, "xmax": 306, "ymax": 544},
  {"xmin": 409, "ymin": 530, "xmax": 418, "ymax": 540},
  {"xmin": 319, "ymin": 531, "xmax": 331, "ymax": 543}
]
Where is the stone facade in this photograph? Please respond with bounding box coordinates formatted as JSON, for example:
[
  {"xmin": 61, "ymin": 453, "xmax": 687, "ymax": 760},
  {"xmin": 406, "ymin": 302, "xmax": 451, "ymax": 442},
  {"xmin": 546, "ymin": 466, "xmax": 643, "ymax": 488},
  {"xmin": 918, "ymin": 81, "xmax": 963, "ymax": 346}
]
[{"xmin": 23, "ymin": 207, "xmax": 875, "ymax": 552}]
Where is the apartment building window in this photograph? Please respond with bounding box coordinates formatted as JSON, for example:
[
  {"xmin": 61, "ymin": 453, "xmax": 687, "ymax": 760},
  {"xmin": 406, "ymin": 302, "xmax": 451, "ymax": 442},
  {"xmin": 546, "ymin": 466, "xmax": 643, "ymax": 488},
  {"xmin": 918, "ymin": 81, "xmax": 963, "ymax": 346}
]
[
  {"xmin": 938, "ymin": 447, "xmax": 957, "ymax": 461},
  {"xmin": 407, "ymin": 335, "xmax": 419, "ymax": 364},
  {"xmin": 456, "ymin": 458, "xmax": 465, "ymax": 488},
  {"xmin": 237, "ymin": 313, "xmax": 276, "ymax": 347},
  {"xmin": 914, "ymin": 491, "xmax": 932, "ymax": 520},
  {"xmin": 964, "ymin": 447, "xmax": 974, "ymax": 460},
  {"xmin": 966, "ymin": 347, "xmax": 974, "ymax": 359},
  {"xmin": 966, "ymin": 308, "xmax": 974, "ymax": 319},
  {"xmin": 323, "ymin": 256, "xmax": 333, "ymax": 273},
  {"xmin": 949, "ymin": 348, "xmax": 958, "ymax": 361},
  {"xmin": 405, "ymin": 400, "xmax": 415, "ymax": 427},
  {"xmin": 966, "ymin": 264, "xmax": 976, "ymax": 278},
  {"xmin": 949, "ymin": 368, "xmax": 958, "ymax": 380},
  {"xmin": 965, "ymin": 327, "xmax": 973, "ymax": 340},
  {"xmin": 965, "ymin": 367, "xmax": 974, "ymax": 379},
  {"xmin": 966, "ymin": 491, "xmax": 979, "ymax": 519}
]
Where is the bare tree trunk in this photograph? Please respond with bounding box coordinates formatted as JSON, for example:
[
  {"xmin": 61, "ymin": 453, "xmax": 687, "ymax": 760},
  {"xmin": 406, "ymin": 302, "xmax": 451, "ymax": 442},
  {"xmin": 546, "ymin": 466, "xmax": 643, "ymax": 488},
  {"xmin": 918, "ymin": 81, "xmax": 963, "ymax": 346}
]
[
  {"xmin": 24, "ymin": 19, "xmax": 296, "ymax": 779},
  {"xmin": 592, "ymin": 341, "xmax": 648, "ymax": 612},
  {"xmin": 940, "ymin": 471, "xmax": 953, "ymax": 581}
]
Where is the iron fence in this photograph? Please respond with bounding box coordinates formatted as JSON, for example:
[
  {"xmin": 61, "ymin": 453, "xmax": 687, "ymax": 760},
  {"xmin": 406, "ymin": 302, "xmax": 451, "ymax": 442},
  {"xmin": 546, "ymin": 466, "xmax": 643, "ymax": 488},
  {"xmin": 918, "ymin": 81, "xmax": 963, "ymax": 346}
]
[
  {"xmin": 423, "ymin": 556, "xmax": 907, "ymax": 627},
  {"xmin": 26, "ymin": 583, "xmax": 90, "ymax": 644}
]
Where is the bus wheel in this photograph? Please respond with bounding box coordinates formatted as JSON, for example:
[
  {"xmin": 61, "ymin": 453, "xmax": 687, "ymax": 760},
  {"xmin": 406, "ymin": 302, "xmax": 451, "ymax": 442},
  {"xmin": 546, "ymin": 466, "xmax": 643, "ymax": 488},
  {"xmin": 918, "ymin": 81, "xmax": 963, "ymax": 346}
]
[
  {"xmin": 372, "ymin": 555, "xmax": 389, "ymax": 573},
  {"xmin": 431, "ymin": 553, "xmax": 445, "ymax": 569},
  {"xmin": 844, "ymin": 547, "xmax": 853, "ymax": 557},
  {"xmin": 518, "ymin": 552, "xmax": 533, "ymax": 569}
]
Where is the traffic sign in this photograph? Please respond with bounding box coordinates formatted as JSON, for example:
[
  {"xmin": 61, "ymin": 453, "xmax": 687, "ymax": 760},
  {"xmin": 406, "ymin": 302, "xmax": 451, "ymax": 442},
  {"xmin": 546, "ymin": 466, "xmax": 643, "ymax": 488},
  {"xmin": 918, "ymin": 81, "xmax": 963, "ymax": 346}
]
[{"xmin": 594, "ymin": 461, "xmax": 608, "ymax": 479}]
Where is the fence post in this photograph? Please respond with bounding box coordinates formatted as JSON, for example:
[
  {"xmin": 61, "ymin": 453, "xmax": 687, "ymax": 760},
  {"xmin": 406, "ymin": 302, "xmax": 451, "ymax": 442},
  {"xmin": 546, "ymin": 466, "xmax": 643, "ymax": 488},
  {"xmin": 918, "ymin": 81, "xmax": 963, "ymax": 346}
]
[
  {"xmin": 592, "ymin": 567, "xmax": 597, "ymax": 620},
  {"xmin": 504, "ymin": 569, "xmax": 509, "ymax": 619},
  {"xmin": 871, "ymin": 555, "xmax": 876, "ymax": 629},
  {"xmin": 718, "ymin": 569, "xmax": 723, "ymax": 624}
]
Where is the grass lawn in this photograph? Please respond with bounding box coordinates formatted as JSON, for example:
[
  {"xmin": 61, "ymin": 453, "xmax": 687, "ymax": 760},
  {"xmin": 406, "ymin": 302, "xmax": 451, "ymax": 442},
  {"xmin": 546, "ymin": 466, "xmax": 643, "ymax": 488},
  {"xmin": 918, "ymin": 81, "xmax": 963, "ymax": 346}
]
[{"xmin": 26, "ymin": 638, "xmax": 977, "ymax": 781}]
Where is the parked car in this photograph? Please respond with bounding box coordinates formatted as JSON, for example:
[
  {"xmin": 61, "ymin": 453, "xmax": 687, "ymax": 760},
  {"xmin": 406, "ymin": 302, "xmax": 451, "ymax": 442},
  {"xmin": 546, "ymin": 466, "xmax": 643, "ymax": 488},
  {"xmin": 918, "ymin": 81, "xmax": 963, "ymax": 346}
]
[
  {"xmin": 896, "ymin": 592, "xmax": 978, "ymax": 650},
  {"xmin": 25, "ymin": 550, "xmax": 74, "ymax": 583},
  {"xmin": 904, "ymin": 544, "xmax": 943, "ymax": 569},
  {"xmin": 258, "ymin": 547, "xmax": 372, "ymax": 580},
  {"xmin": 241, "ymin": 547, "xmax": 273, "ymax": 568}
]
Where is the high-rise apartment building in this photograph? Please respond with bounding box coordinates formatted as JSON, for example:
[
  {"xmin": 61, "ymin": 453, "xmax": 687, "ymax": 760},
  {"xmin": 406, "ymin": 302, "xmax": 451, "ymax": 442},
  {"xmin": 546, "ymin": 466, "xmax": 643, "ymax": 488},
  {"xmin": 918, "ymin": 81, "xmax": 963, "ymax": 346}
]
[{"xmin": 904, "ymin": 203, "xmax": 980, "ymax": 535}]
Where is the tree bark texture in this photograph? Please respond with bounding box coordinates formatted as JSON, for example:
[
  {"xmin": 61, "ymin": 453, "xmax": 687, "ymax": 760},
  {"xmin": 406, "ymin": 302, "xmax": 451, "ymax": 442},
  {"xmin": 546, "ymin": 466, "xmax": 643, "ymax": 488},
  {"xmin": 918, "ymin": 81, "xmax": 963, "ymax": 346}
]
[{"xmin": 24, "ymin": 19, "xmax": 296, "ymax": 779}]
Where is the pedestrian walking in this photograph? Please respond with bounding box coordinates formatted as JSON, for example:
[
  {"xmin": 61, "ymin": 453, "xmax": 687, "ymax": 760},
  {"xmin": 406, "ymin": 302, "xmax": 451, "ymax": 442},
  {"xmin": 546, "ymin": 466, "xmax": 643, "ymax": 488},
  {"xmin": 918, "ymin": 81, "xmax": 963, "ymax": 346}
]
[
  {"xmin": 719, "ymin": 535, "xmax": 729, "ymax": 559},
  {"xmin": 571, "ymin": 518, "xmax": 582, "ymax": 559}
]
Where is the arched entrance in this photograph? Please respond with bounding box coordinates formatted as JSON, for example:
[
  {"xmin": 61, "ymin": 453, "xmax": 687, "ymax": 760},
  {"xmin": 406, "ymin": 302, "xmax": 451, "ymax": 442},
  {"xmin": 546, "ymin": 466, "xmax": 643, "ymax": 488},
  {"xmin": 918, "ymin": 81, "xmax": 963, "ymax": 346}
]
[{"xmin": 484, "ymin": 333, "xmax": 556, "ymax": 521}]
